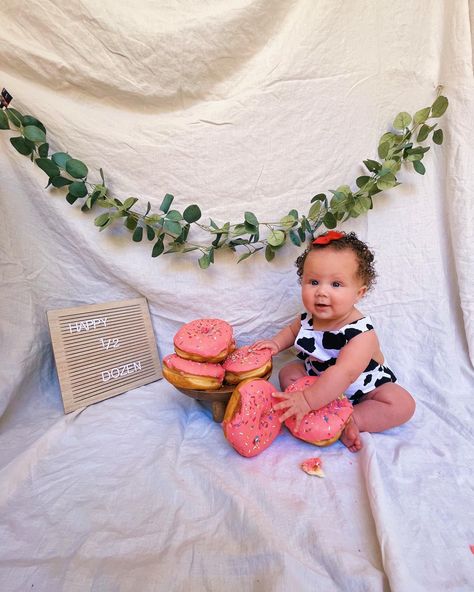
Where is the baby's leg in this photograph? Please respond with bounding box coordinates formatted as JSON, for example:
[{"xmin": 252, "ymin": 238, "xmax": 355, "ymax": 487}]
[
  {"xmin": 341, "ymin": 383, "xmax": 416, "ymax": 452},
  {"xmin": 278, "ymin": 360, "xmax": 307, "ymax": 391}
]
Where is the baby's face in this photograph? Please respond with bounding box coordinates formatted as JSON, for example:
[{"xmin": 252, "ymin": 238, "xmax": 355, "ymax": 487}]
[{"xmin": 301, "ymin": 248, "xmax": 367, "ymax": 326}]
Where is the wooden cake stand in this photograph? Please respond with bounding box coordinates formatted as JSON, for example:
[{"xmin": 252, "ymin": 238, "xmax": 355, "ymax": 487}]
[
  {"xmin": 175, "ymin": 385, "xmax": 234, "ymax": 422},
  {"xmin": 175, "ymin": 371, "xmax": 272, "ymax": 423}
]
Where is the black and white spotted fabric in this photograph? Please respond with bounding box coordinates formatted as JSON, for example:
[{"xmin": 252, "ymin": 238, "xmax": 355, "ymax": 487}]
[{"xmin": 294, "ymin": 312, "xmax": 397, "ymax": 404}]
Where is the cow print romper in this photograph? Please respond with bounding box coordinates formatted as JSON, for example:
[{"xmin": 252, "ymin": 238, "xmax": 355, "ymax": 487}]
[{"xmin": 294, "ymin": 312, "xmax": 397, "ymax": 405}]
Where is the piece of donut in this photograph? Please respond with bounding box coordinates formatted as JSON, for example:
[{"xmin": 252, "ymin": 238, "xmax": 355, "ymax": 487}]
[
  {"xmin": 174, "ymin": 318, "xmax": 235, "ymax": 363},
  {"xmin": 284, "ymin": 376, "xmax": 353, "ymax": 446},
  {"xmin": 301, "ymin": 457, "xmax": 325, "ymax": 478},
  {"xmin": 223, "ymin": 379, "xmax": 282, "ymax": 457},
  {"xmin": 222, "ymin": 345, "xmax": 273, "ymax": 384},
  {"xmin": 162, "ymin": 354, "xmax": 225, "ymax": 390}
]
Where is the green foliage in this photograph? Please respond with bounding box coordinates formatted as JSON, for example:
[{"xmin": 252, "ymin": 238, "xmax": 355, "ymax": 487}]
[{"xmin": 0, "ymin": 91, "xmax": 448, "ymax": 268}]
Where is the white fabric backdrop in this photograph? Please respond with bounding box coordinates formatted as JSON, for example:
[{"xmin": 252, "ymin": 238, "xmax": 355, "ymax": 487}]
[{"xmin": 0, "ymin": 1, "xmax": 473, "ymax": 590}]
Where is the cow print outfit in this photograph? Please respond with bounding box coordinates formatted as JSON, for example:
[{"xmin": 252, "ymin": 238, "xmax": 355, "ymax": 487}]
[{"xmin": 294, "ymin": 312, "xmax": 397, "ymax": 405}]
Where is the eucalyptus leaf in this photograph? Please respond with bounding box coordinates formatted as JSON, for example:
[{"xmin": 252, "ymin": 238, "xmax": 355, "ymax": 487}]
[
  {"xmin": 393, "ymin": 111, "xmax": 412, "ymax": 130},
  {"xmin": 377, "ymin": 173, "xmax": 397, "ymax": 190},
  {"xmin": 238, "ymin": 252, "xmax": 252, "ymax": 263},
  {"xmin": 6, "ymin": 108, "xmax": 23, "ymax": 127},
  {"xmin": 265, "ymin": 245, "xmax": 275, "ymax": 262},
  {"xmin": 199, "ymin": 253, "xmax": 211, "ymax": 269},
  {"xmin": 123, "ymin": 197, "xmax": 139, "ymax": 210},
  {"xmin": 416, "ymin": 124, "xmax": 431, "ymax": 142},
  {"xmin": 363, "ymin": 159, "xmax": 381, "ymax": 173},
  {"xmin": 164, "ymin": 219, "xmax": 182, "ymax": 235},
  {"xmin": 356, "ymin": 175, "xmax": 371, "ymax": 188},
  {"xmin": 125, "ymin": 215, "xmax": 138, "ymax": 231},
  {"xmin": 288, "ymin": 209, "xmax": 298, "ymax": 220},
  {"xmin": 10, "ymin": 136, "xmax": 33, "ymax": 155},
  {"xmin": 66, "ymin": 193, "xmax": 79, "ymax": 205},
  {"xmin": 160, "ymin": 193, "xmax": 174, "ymax": 213},
  {"xmin": 52, "ymin": 152, "xmax": 71, "ymax": 168},
  {"xmin": 166, "ymin": 210, "xmax": 182, "ymax": 221},
  {"xmin": 244, "ymin": 211, "xmax": 258, "ymax": 227},
  {"xmin": 433, "ymin": 129, "xmax": 443, "ymax": 145},
  {"xmin": 280, "ymin": 215, "xmax": 297, "ymax": 228},
  {"xmin": 146, "ymin": 225, "xmax": 155, "ymax": 240},
  {"xmin": 68, "ymin": 181, "xmax": 88, "ymax": 198},
  {"xmin": 267, "ymin": 230, "xmax": 285, "ymax": 247},
  {"xmin": 152, "ymin": 237, "xmax": 164, "ymax": 257},
  {"xmin": 413, "ymin": 107, "xmax": 430, "ymax": 124},
  {"xmin": 23, "ymin": 125, "xmax": 46, "ymax": 144},
  {"xmin": 183, "ymin": 204, "xmax": 201, "ymax": 223},
  {"xmin": 308, "ymin": 201, "xmax": 322, "ymax": 219},
  {"xmin": 0, "ymin": 110, "xmax": 9, "ymax": 130},
  {"xmin": 35, "ymin": 158, "xmax": 60, "ymax": 177},
  {"xmin": 413, "ymin": 160, "xmax": 426, "ymax": 175},
  {"xmin": 66, "ymin": 158, "xmax": 88, "ymax": 179},
  {"xmin": 311, "ymin": 193, "xmax": 326, "ymax": 203},
  {"xmin": 378, "ymin": 142, "xmax": 390, "ymax": 159},
  {"xmin": 303, "ymin": 217, "xmax": 313, "ymax": 233},
  {"xmin": 95, "ymin": 213, "xmax": 110, "ymax": 227},
  {"xmin": 244, "ymin": 222, "xmax": 258, "ymax": 234},
  {"xmin": 289, "ymin": 230, "xmax": 301, "ymax": 246},
  {"xmin": 322, "ymin": 211, "xmax": 337, "ymax": 228},
  {"xmin": 132, "ymin": 226, "xmax": 143, "ymax": 242},
  {"xmin": 51, "ymin": 176, "xmax": 73, "ymax": 188},
  {"xmin": 431, "ymin": 95, "xmax": 448, "ymax": 118},
  {"xmin": 38, "ymin": 143, "xmax": 49, "ymax": 158},
  {"xmin": 336, "ymin": 185, "xmax": 351, "ymax": 196},
  {"xmin": 233, "ymin": 224, "xmax": 248, "ymax": 237},
  {"xmin": 22, "ymin": 116, "xmax": 46, "ymax": 133}
]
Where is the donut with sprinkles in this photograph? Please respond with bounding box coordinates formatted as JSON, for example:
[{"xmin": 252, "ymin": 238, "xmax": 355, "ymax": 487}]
[
  {"xmin": 174, "ymin": 318, "xmax": 235, "ymax": 363},
  {"xmin": 284, "ymin": 376, "xmax": 353, "ymax": 446}
]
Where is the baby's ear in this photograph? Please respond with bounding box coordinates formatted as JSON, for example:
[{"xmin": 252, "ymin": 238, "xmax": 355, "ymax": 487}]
[{"xmin": 357, "ymin": 285, "xmax": 368, "ymax": 300}]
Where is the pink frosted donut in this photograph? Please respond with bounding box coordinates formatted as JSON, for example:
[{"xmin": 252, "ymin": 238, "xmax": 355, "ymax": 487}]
[
  {"xmin": 223, "ymin": 379, "xmax": 282, "ymax": 457},
  {"xmin": 222, "ymin": 345, "xmax": 273, "ymax": 384},
  {"xmin": 174, "ymin": 318, "xmax": 235, "ymax": 363},
  {"xmin": 162, "ymin": 353, "xmax": 225, "ymax": 390},
  {"xmin": 285, "ymin": 376, "xmax": 353, "ymax": 446}
]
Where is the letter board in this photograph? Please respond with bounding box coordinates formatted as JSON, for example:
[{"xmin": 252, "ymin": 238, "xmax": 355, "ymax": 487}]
[{"xmin": 47, "ymin": 298, "xmax": 162, "ymax": 413}]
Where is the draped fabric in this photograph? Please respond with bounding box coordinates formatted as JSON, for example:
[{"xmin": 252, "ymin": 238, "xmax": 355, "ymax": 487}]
[{"xmin": 0, "ymin": 1, "xmax": 473, "ymax": 590}]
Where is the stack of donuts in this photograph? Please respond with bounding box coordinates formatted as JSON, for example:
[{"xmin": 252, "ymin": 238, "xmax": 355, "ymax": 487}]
[
  {"xmin": 162, "ymin": 318, "xmax": 273, "ymax": 390},
  {"xmin": 163, "ymin": 318, "xmax": 354, "ymax": 459}
]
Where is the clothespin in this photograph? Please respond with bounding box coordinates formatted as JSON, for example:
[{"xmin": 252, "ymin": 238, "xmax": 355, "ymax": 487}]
[{"xmin": 1, "ymin": 88, "xmax": 13, "ymax": 109}]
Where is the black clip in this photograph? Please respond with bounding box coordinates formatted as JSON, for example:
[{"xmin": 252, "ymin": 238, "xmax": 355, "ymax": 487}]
[{"xmin": 1, "ymin": 88, "xmax": 13, "ymax": 109}]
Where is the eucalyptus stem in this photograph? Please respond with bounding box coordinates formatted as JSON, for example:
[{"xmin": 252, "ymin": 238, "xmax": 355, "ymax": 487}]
[{"xmin": 0, "ymin": 92, "xmax": 448, "ymax": 268}]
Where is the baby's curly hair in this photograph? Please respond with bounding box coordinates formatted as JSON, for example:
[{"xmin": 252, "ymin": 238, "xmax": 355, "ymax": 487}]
[{"xmin": 295, "ymin": 231, "xmax": 377, "ymax": 290}]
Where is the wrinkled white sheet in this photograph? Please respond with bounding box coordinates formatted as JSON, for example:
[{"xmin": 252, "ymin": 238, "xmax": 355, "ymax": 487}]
[{"xmin": 0, "ymin": 1, "xmax": 473, "ymax": 590}]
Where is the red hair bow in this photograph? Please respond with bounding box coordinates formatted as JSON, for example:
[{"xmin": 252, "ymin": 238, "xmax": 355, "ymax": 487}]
[{"xmin": 313, "ymin": 231, "xmax": 344, "ymax": 245}]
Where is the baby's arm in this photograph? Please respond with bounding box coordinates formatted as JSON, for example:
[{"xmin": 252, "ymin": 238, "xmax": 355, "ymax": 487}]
[
  {"xmin": 275, "ymin": 330, "xmax": 379, "ymax": 427},
  {"xmin": 251, "ymin": 316, "xmax": 301, "ymax": 355}
]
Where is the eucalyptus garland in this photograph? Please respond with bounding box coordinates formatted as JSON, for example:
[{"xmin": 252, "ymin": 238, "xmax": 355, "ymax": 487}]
[{"xmin": 0, "ymin": 92, "xmax": 448, "ymax": 268}]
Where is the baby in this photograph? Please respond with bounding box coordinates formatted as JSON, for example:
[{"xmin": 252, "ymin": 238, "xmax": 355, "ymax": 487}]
[{"xmin": 252, "ymin": 230, "xmax": 415, "ymax": 452}]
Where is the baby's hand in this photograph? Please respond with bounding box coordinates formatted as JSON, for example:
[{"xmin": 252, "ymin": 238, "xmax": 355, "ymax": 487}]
[
  {"xmin": 273, "ymin": 390, "xmax": 311, "ymax": 432},
  {"xmin": 249, "ymin": 339, "xmax": 279, "ymax": 355}
]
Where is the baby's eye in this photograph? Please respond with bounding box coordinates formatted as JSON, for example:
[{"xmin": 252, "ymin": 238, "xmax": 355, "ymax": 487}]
[
  {"xmin": 311, "ymin": 280, "xmax": 319, "ymax": 286},
  {"xmin": 332, "ymin": 281, "xmax": 342, "ymax": 288}
]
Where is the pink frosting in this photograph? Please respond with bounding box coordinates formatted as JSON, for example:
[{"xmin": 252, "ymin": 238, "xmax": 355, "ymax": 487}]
[
  {"xmin": 222, "ymin": 346, "xmax": 272, "ymax": 372},
  {"xmin": 285, "ymin": 376, "xmax": 353, "ymax": 444},
  {"xmin": 223, "ymin": 379, "xmax": 282, "ymax": 457},
  {"xmin": 163, "ymin": 354, "xmax": 225, "ymax": 379},
  {"xmin": 174, "ymin": 318, "xmax": 233, "ymax": 357}
]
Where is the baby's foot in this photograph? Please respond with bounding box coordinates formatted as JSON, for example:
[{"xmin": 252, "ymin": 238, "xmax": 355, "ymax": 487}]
[{"xmin": 340, "ymin": 417, "xmax": 362, "ymax": 452}]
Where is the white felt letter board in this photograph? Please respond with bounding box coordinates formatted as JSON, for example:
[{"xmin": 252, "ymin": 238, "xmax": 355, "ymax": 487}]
[{"xmin": 47, "ymin": 298, "xmax": 162, "ymax": 413}]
